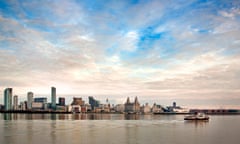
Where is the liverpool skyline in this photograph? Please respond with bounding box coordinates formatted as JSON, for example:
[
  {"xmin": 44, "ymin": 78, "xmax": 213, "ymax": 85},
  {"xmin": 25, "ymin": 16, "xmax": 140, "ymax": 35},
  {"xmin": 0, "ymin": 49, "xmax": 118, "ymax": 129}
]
[{"xmin": 0, "ymin": 0, "xmax": 240, "ymax": 108}]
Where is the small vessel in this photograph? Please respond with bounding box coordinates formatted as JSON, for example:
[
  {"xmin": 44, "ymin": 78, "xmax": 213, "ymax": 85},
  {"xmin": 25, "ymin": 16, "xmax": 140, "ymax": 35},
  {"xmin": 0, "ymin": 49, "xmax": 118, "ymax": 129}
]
[{"xmin": 184, "ymin": 112, "xmax": 209, "ymax": 121}]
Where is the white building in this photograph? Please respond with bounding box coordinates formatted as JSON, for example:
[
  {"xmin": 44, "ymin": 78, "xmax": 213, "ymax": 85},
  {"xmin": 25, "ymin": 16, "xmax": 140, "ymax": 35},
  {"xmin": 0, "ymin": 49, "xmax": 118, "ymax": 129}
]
[
  {"xmin": 141, "ymin": 103, "xmax": 151, "ymax": 114},
  {"xmin": 68, "ymin": 105, "xmax": 81, "ymax": 113},
  {"xmin": 32, "ymin": 102, "xmax": 44, "ymax": 110},
  {"xmin": 114, "ymin": 104, "xmax": 125, "ymax": 113},
  {"xmin": 152, "ymin": 103, "xmax": 164, "ymax": 113},
  {"xmin": 27, "ymin": 92, "xmax": 34, "ymax": 110},
  {"xmin": 13, "ymin": 95, "xmax": 18, "ymax": 110}
]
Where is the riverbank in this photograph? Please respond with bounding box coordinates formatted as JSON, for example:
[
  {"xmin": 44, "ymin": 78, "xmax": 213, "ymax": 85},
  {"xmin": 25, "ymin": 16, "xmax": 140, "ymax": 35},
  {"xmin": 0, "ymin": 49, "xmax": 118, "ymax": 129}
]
[{"xmin": 1, "ymin": 110, "xmax": 240, "ymax": 115}]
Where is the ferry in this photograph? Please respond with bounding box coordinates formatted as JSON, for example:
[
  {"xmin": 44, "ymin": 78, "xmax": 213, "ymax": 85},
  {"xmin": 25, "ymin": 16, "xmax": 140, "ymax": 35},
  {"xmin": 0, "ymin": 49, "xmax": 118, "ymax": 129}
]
[{"xmin": 184, "ymin": 112, "xmax": 209, "ymax": 121}]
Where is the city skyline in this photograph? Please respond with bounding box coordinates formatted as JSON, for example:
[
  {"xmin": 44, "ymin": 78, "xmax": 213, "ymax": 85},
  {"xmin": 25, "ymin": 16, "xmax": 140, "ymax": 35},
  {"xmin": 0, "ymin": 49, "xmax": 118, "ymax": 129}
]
[{"xmin": 0, "ymin": 0, "xmax": 240, "ymax": 108}]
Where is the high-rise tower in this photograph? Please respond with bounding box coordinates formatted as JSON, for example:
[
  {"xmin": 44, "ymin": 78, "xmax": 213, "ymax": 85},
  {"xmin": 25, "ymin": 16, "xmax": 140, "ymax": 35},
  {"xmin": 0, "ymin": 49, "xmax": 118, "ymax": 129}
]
[
  {"xmin": 51, "ymin": 87, "xmax": 56, "ymax": 110},
  {"xmin": 13, "ymin": 95, "xmax": 18, "ymax": 110},
  {"xmin": 27, "ymin": 92, "xmax": 34, "ymax": 110},
  {"xmin": 4, "ymin": 88, "xmax": 12, "ymax": 111}
]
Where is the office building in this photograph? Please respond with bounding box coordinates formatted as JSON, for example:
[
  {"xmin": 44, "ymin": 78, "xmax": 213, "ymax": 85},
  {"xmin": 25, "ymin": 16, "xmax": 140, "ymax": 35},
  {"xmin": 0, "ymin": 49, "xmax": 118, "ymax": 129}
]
[
  {"xmin": 34, "ymin": 97, "xmax": 47, "ymax": 103},
  {"xmin": 4, "ymin": 88, "xmax": 13, "ymax": 111},
  {"xmin": 33, "ymin": 97, "xmax": 47, "ymax": 110},
  {"xmin": 59, "ymin": 97, "xmax": 65, "ymax": 106},
  {"xmin": 51, "ymin": 87, "xmax": 56, "ymax": 110},
  {"xmin": 71, "ymin": 97, "xmax": 85, "ymax": 106},
  {"xmin": 20, "ymin": 101, "xmax": 27, "ymax": 111},
  {"xmin": 89, "ymin": 96, "xmax": 100, "ymax": 110},
  {"xmin": 13, "ymin": 95, "xmax": 18, "ymax": 110},
  {"xmin": 27, "ymin": 92, "xmax": 34, "ymax": 110}
]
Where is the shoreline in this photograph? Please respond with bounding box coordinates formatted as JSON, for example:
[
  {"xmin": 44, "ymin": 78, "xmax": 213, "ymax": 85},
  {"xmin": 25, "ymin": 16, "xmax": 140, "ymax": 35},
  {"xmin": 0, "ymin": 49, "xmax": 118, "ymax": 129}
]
[{"xmin": 1, "ymin": 110, "xmax": 240, "ymax": 115}]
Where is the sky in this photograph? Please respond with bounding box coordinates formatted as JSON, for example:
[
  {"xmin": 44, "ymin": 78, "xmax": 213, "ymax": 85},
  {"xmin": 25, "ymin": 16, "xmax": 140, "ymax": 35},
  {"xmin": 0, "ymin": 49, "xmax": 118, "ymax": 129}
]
[{"xmin": 0, "ymin": 0, "xmax": 240, "ymax": 108}]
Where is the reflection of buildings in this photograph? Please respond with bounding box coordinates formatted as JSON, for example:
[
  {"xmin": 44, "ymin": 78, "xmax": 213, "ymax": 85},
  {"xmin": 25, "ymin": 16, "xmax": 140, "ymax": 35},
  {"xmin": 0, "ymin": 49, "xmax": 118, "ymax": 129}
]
[
  {"xmin": 124, "ymin": 97, "xmax": 140, "ymax": 113},
  {"xmin": 4, "ymin": 88, "xmax": 12, "ymax": 111},
  {"xmin": 27, "ymin": 92, "xmax": 34, "ymax": 110},
  {"xmin": 124, "ymin": 114, "xmax": 140, "ymax": 120}
]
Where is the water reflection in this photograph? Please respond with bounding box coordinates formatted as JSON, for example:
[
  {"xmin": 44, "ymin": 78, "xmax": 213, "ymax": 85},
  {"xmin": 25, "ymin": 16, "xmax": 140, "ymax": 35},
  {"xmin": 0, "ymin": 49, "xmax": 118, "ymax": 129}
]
[
  {"xmin": 1, "ymin": 114, "xmax": 240, "ymax": 144},
  {"xmin": 3, "ymin": 113, "xmax": 12, "ymax": 120},
  {"xmin": 184, "ymin": 120, "xmax": 209, "ymax": 128},
  {"xmin": 1, "ymin": 113, "xmax": 147, "ymax": 120},
  {"xmin": 124, "ymin": 114, "xmax": 140, "ymax": 120}
]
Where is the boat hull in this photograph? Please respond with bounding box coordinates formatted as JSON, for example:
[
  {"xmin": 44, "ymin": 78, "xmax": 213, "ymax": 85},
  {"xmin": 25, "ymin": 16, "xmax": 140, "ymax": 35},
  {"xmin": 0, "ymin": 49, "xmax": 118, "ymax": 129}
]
[
  {"xmin": 184, "ymin": 117, "xmax": 209, "ymax": 120},
  {"xmin": 184, "ymin": 113, "xmax": 210, "ymax": 121}
]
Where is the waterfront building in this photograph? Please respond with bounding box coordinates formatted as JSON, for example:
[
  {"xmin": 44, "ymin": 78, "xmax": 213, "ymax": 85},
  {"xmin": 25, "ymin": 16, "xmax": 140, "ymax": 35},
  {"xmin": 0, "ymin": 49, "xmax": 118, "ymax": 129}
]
[
  {"xmin": 124, "ymin": 97, "xmax": 140, "ymax": 113},
  {"xmin": 189, "ymin": 109, "xmax": 240, "ymax": 114},
  {"xmin": 89, "ymin": 96, "xmax": 100, "ymax": 110},
  {"xmin": 80, "ymin": 105, "xmax": 87, "ymax": 113},
  {"xmin": 58, "ymin": 97, "xmax": 65, "ymax": 106},
  {"xmin": 84, "ymin": 104, "xmax": 92, "ymax": 112},
  {"xmin": 0, "ymin": 104, "xmax": 4, "ymax": 110},
  {"xmin": 114, "ymin": 104, "xmax": 125, "ymax": 113},
  {"xmin": 98, "ymin": 104, "xmax": 111, "ymax": 113},
  {"xmin": 27, "ymin": 92, "xmax": 34, "ymax": 110},
  {"xmin": 4, "ymin": 88, "xmax": 13, "ymax": 111},
  {"xmin": 68, "ymin": 105, "xmax": 81, "ymax": 113},
  {"xmin": 34, "ymin": 97, "xmax": 47, "ymax": 103},
  {"xmin": 140, "ymin": 103, "xmax": 151, "ymax": 114},
  {"xmin": 56, "ymin": 105, "xmax": 66, "ymax": 112},
  {"xmin": 71, "ymin": 97, "xmax": 85, "ymax": 106},
  {"xmin": 32, "ymin": 102, "xmax": 44, "ymax": 110},
  {"xmin": 51, "ymin": 87, "xmax": 56, "ymax": 110},
  {"xmin": 20, "ymin": 101, "xmax": 27, "ymax": 111},
  {"xmin": 31, "ymin": 97, "xmax": 48, "ymax": 110},
  {"xmin": 13, "ymin": 95, "xmax": 18, "ymax": 110},
  {"xmin": 167, "ymin": 102, "xmax": 189, "ymax": 113},
  {"xmin": 152, "ymin": 103, "xmax": 164, "ymax": 113}
]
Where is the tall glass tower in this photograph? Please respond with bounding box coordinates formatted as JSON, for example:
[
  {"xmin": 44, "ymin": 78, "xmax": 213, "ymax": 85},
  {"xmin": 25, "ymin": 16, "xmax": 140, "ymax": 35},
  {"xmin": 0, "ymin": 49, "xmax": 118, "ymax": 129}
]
[
  {"xmin": 88, "ymin": 96, "xmax": 100, "ymax": 110},
  {"xmin": 51, "ymin": 87, "xmax": 56, "ymax": 110},
  {"xmin": 4, "ymin": 88, "xmax": 12, "ymax": 111}
]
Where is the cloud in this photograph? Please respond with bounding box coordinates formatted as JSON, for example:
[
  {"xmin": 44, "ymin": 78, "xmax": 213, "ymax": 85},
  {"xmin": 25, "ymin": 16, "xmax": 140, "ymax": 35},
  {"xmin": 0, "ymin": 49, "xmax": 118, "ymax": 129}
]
[
  {"xmin": 117, "ymin": 31, "xmax": 139, "ymax": 52},
  {"xmin": 144, "ymin": 53, "xmax": 240, "ymax": 91}
]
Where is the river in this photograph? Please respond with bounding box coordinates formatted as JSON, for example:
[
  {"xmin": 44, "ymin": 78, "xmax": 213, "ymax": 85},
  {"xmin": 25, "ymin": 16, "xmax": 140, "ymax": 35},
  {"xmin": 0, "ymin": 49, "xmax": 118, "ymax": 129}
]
[{"xmin": 0, "ymin": 113, "xmax": 240, "ymax": 144}]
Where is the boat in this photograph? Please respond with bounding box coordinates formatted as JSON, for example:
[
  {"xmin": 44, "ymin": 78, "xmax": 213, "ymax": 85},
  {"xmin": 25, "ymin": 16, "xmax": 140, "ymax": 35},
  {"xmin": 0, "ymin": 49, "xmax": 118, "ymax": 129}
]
[{"xmin": 184, "ymin": 112, "xmax": 209, "ymax": 121}]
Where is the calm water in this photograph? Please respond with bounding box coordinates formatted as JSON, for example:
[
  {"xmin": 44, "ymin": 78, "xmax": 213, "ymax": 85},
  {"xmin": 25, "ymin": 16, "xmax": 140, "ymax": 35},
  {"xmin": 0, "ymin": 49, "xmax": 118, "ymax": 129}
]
[{"xmin": 0, "ymin": 113, "xmax": 240, "ymax": 144}]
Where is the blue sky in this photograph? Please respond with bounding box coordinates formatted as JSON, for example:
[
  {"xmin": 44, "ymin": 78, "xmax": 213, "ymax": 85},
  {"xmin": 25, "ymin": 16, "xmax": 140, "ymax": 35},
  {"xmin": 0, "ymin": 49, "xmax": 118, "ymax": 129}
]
[{"xmin": 0, "ymin": 0, "xmax": 240, "ymax": 108}]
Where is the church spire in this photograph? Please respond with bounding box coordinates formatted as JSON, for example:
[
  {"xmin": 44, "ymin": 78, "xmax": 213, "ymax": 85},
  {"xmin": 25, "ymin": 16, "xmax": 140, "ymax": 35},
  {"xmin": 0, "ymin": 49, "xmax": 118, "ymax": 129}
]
[
  {"xmin": 134, "ymin": 96, "xmax": 139, "ymax": 105},
  {"xmin": 126, "ymin": 97, "xmax": 130, "ymax": 104}
]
